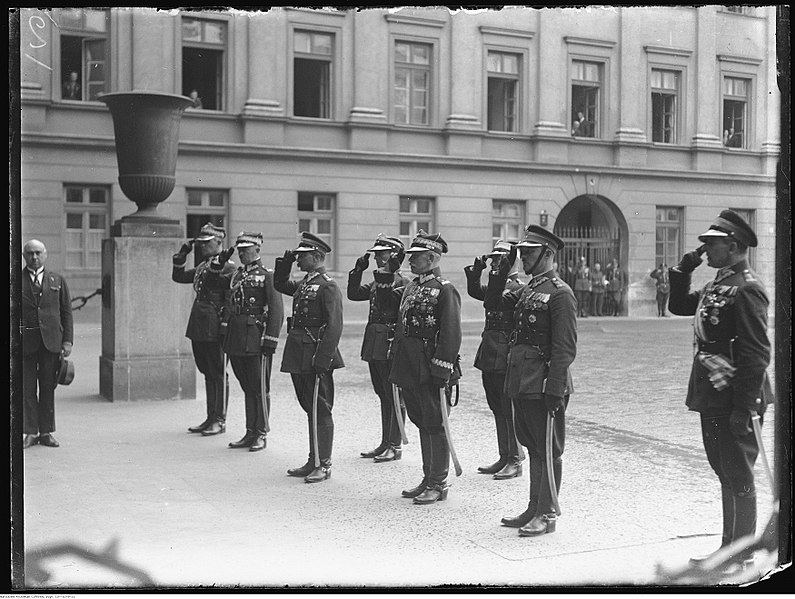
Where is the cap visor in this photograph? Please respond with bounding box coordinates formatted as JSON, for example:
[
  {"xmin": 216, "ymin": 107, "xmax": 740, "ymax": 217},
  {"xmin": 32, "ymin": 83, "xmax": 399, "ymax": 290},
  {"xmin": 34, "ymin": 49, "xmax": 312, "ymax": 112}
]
[
  {"xmin": 405, "ymin": 247, "xmax": 437, "ymax": 253},
  {"xmin": 292, "ymin": 246, "xmax": 316, "ymax": 253},
  {"xmin": 516, "ymin": 241, "xmax": 543, "ymax": 248},
  {"xmin": 236, "ymin": 242, "xmax": 255, "ymax": 248},
  {"xmin": 487, "ymin": 251, "xmax": 509, "ymax": 257},
  {"xmin": 195, "ymin": 235, "xmax": 215, "ymax": 241},
  {"xmin": 368, "ymin": 244, "xmax": 394, "ymax": 251},
  {"xmin": 698, "ymin": 229, "xmax": 729, "ymax": 242}
]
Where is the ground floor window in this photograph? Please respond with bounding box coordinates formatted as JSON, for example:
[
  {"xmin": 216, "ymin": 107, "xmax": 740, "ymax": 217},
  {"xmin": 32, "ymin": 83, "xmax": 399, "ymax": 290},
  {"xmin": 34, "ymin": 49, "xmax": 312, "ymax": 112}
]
[{"xmin": 64, "ymin": 184, "xmax": 109, "ymax": 270}]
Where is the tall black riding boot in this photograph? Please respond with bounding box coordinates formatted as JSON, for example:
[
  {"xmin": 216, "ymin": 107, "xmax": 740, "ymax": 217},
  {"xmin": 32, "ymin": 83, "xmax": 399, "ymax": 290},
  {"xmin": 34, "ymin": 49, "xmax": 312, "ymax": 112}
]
[
  {"xmin": 288, "ymin": 418, "xmax": 316, "ymax": 476},
  {"xmin": 732, "ymin": 491, "xmax": 757, "ymax": 542},
  {"xmin": 414, "ymin": 431, "xmax": 449, "ymax": 505},
  {"xmin": 403, "ymin": 429, "xmax": 431, "ymax": 498},
  {"xmin": 305, "ymin": 423, "xmax": 333, "ymax": 483},
  {"xmin": 689, "ymin": 485, "xmax": 735, "ymax": 565}
]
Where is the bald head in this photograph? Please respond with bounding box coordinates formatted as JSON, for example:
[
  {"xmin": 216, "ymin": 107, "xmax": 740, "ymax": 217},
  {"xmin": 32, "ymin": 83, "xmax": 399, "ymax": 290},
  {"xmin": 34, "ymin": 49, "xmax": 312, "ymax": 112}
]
[{"xmin": 23, "ymin": 239, "xmax": 48, "ymax": 270}]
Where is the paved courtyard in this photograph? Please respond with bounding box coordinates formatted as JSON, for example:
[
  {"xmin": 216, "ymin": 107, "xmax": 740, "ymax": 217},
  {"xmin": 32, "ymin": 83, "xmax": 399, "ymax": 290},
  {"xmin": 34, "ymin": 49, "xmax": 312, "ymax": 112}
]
[{"xmin": 19, "ymin": 316, "xmax": 784, "ymax": 590}]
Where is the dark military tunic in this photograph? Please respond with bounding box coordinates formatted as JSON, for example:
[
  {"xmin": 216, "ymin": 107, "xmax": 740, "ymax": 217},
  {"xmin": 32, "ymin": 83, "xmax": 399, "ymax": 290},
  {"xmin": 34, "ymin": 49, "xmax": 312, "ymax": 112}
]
[
  {"xmin": 668, "ymin": 260, "xmax": 771, "ymax": 502},
  {"xmin": 274, "ymin": 262, "xmax": 344, "ymax": 465},
  {"xmin": 375, "ymin": 267, "xmax": 462, "ymax": 488},
  {"xmin": 485, "ymin": 268, "xmax": 577, "ymax": 517},
  {"xmin": 464, "ymin": 266, "xmax": 524, "ymax": 462},
  {"xmin": 668, "ymin": 260, "xmax": 772, "ymax": 415},
  {"xmin": 172, "ymin": 254, "xmax": 236, "ymax": 425},
  {"xmin": 208, "ymin": 257, "xmax": 284, "ymax": 435},
  {"xmin": 348, "ymin": 267, "xmax": 411, "ymax": 450}
]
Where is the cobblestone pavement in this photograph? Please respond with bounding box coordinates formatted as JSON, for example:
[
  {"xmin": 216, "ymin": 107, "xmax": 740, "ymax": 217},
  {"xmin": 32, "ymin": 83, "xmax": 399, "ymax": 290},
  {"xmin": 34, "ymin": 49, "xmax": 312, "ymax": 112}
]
[{"xmin": 20, "ymin": 317, "xmax": 783, "ymax": 589}]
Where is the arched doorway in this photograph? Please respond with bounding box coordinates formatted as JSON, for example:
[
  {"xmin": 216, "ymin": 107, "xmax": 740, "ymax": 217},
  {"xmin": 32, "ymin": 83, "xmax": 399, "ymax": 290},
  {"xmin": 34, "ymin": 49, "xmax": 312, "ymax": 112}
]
[{"xmin": 554, "ymin": 195, "xmax": 630, "ymax": 313}]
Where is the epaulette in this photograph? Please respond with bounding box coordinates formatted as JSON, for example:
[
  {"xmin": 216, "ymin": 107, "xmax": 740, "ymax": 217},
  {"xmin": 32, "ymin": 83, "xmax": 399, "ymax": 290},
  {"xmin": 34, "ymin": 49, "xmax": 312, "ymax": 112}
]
[
  {"xmin": 323, "ymin": 273, "xmax": 333, "ymax": 281},
  {"xmin": 742, "ymin": 270, "xmax": 756, "ymax": 282},
  {"xmin": 264, "ymin": 267, "xmax": 273, "ymax": 273},
  {"xmin": 439, "ymin": 278, "xmax": 450, "ymax": 285},
  {"xmin": 551, "ymin": 278, "xmax": 564, "ymax": 288}
]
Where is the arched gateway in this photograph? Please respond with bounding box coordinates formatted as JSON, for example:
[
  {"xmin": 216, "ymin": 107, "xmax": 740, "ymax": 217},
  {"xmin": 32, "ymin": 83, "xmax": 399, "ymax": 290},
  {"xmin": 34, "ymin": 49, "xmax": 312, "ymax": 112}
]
[{"xmin": 554, "ymin": 194, "xmax": 628, "ymax": 271}]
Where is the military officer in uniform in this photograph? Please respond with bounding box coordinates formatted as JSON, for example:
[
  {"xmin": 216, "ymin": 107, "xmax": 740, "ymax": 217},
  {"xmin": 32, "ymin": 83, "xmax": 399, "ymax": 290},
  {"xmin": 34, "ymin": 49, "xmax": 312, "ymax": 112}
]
[
  {"xmin": 374, "ymin": 230, "xmax": 462, "ymax": 505},
  {"xmin": 208, "ymin": 232, "xmax": 283, "ymax": 452},
  {"xmin": 347, "ymin": 234, "xmax": 410, "ymax": 462},
  {"xmin": 274, "ymin": 232, "xmax": 344, "ymax": 483},
  {"xmin": 484, "ymin": 225, "xmax": 577, "ymax": 536},
  {"xmin": 668, "ymin": 210, "xmax": 772, "ymax": 572},
  {"xmin": 172, "ymin": 223, "xmax": 235, "ymax": 436},
  {"xmin": 464, "ymin": 240, "xmax": 526, "ymax": 480}
]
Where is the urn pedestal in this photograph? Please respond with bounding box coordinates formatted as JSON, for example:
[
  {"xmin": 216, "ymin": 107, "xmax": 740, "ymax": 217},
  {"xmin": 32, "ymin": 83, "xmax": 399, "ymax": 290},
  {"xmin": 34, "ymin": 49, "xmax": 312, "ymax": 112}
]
[{"xmin": 98, "ymin": 92, "xmax": 196, "ymax": 401}]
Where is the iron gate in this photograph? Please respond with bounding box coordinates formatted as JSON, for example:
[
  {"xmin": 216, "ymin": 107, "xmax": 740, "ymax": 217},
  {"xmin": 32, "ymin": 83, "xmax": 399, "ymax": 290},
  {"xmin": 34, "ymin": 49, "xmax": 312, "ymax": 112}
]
[{"xmin": 555, "ymin": 226, "xmax": 621, "ymax": 270}]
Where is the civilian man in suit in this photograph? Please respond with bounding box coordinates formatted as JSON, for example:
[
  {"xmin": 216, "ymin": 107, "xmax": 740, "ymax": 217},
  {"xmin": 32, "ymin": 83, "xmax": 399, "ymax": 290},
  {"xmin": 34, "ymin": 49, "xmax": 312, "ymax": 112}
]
[{"xmin": 21, "ymin": 239, "xmax": 74, "ymax": 449}]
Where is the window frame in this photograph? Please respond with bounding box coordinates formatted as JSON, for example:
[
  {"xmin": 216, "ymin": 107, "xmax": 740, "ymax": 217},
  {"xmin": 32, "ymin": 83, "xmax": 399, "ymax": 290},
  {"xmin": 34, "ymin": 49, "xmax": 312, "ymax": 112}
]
[
  {"xmin": 721, "ymin": 74, "xmax": 752, "ymax": 150},
  {"xmin": 569, "ymin": 58, "xmax": 605, "ymax": 139},
  {"xmin": 485, "ymin": 49, "xmax": 522, "ymax": 133},
  {"xmin": 292, "ymin": 29, "xmax": 335, "ymax": 119},
  {"xmin": 288, "ymin": 23, "xmax": 341, "ymax": 121},
  {"xmin": 185, "ymin": 188, "xmax": 229, "ymax": 240},
  {"xmin": 491, "ymin": 200, "xmax": 526, "ymax": 245},
  {"xmin": 399, "ymin": 196, "xmax": 436, "ymax": 249},
  {"xmin": 649, "ymin": 67, "xmax": 682, "ymax": 145},
  {"xmin": 297, "ymin": 192, "xmax": 337, "ymax": 270},
  {"xmin": 63, "ymin": 184, "xmax": 110, "ymax": 271},
  {"xmin": 56, "ymin": 8, "xmax": 110, "ymax": 103},
  {"xmin": 180, "ymin": 14, "xmax": 229, "ymax": 112},
  {"xmin": 654, "ymin": 206, "xmax": 683, "ymax": 269},
  {"xmin": 389, "ymin": 35, "xmax": 439, "ymax": 127}
]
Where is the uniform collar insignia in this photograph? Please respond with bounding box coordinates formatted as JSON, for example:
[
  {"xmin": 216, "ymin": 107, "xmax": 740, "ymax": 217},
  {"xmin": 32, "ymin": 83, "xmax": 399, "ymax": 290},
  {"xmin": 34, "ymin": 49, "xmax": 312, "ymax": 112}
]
[{"xmin": 244, "ymin": 259, "xmax": 262, "ymax": 272}]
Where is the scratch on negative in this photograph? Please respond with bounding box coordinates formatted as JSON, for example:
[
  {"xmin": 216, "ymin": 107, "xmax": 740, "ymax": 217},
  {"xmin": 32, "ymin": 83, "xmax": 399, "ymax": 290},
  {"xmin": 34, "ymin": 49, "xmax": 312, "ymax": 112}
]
[{"xmin": 25, "ymin": 53, "xmax": 52, "ymax": 70}]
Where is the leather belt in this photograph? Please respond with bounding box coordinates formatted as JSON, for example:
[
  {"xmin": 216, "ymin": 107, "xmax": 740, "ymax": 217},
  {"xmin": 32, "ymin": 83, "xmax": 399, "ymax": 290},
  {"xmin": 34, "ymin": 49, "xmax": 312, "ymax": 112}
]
[
  {"xmin": 293, "ymin": 318, "xmax": 325, "ymax": 328},
  {"xmin": 231, "ymin": 306, "xmax": 266, "ymax": 316},
  {"xmin": 509, "ymin": 330, "xmax": 550, "ymax": 347},
  {"xmin": 405, "ymin": 326, "xmax": 436, "ymax": 340},
  {"xmin": 698, "ymin": 339, "xmax": 733, "ymax": 356}
]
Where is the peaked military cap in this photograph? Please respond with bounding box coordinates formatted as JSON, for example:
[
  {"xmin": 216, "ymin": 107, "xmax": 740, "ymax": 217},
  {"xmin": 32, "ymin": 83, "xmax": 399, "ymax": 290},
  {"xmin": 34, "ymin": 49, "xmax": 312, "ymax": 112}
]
[
  {"xmin": 487, "ymin": 239, "xmax": 516, "ymax": 257},
  {"xmin": 516, "ymin": 225, "xmax": 565, "ymax": 251},
  {"xmin": 698, "ymin": 209, "xmax": 758, "ymax": 248},
  {"xmin": 195, "ymin": 222, "xmax": 226, "ymax": 242},
  {"xmin": 235, "ymin": 231, "xmax": 263, "ymax": 248},
  {"xmin": 405, "ymin": 230, "xmax": 448, "ymax": 254},
  {"xmin": 293, "ymin": 231, "xmax": 332, "ymax": 254},
  {"xmin": 368, "ymin": 233, "xmax": 405, "ymax": 253}
]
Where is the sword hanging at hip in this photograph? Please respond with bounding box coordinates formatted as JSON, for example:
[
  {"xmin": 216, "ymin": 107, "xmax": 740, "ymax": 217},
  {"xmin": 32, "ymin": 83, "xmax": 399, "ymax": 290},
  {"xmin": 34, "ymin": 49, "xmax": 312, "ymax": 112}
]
[
  {"xmin": 311, "ymin": 374, "xmax": 321, "ymax": 468},
  {"xmin": 545, "ymin": 411, "xmax": 562, "ymax": 516},
  {"xmin": 391, "ymin": 384, "xmax": 409, "ymax": 445},
  {"xmin": 439, "ymin": 387, "xmax": 463, "ymax": 477},
  {"xmin": 260, "ymin": 354, "xmax": 271, "ymax": 433}
]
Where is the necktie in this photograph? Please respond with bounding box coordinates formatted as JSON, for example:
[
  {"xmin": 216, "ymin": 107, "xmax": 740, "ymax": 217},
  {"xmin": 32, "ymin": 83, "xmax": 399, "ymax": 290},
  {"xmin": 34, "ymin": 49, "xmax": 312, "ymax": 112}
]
[{"xmin": 31, "ymin": 272, "xmax": 41, "ymax": 293}]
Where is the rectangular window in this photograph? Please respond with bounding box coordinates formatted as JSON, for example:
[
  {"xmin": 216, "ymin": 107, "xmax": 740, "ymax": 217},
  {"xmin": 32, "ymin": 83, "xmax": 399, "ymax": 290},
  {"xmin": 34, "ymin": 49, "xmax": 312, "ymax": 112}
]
[
  {"xmin": 298, "ymin": 192, "xmax": 336, "ymax": 268},
  {"xmin": 651, "ymin": 69, "xmax": 680, "ymax": 144},
  {"xmin": 729, "ymin": 208, "xmax": 756, "ymax": 268},
  {"xmin": 399, "ymin": 196, "xmax": 435, "ymax": 248},
  {"xmin": 487, "ymin": 51, "xmax": 520, "ymax": 132},
  {"xmin": 293, "ymin": 30, "xmax": 333, "ymax": 119},
  {"xmin": 655, "ymin": 207, "xmax": 683, "ymax": 268},
  {"xmin": 722, "ymin": 76, "xmax": 750, "ymax": 148},
  {"xmin": 186, "ymin": 189, "xmax": 228, "ymax": 239},
  {"xmin": 182, "ymin": 17, "xmax": 226, "ymax": 111},
  {"xmin": 64, "ymin": 185, "xmax": 109, "ymax": 270},
  {"xmin": 571, "ymin": 60, "xmax": 602, "ymax": 138},
  {"xmin": 394, "ymin": 41, "xmax": 431, "ymax": 125},
  {"xmin": 492, "ymin": 200, "xmax": 525, "ymax": 244},
  {"xmin": 59, "ymin": 8, "xmax": 109, "ymax": 102},
  {"xmin": 724, "ymin": 6, "xmax": 755, "ymax": 15}
]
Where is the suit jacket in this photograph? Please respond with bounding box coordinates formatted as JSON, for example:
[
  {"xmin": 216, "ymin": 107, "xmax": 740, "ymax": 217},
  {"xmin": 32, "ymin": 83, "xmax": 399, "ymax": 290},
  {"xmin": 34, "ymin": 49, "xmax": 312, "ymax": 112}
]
[
  {"xmin": 22, "ymin": 268, "xmax": 73, "ymax": 355},
  {"xmin": 348, "ymin": 267, "xmax": 411, "ymax": 362},
  {"xmin": 274, "ymin": 260, "xmax": 344, "ymax": 373},
  {"xmin": 668, "ymin": 260, "xmax": 772, "ymax": 415},
  {"xmin": 484, "ymin": 268, "xmax": 577, "ymax": 399}
]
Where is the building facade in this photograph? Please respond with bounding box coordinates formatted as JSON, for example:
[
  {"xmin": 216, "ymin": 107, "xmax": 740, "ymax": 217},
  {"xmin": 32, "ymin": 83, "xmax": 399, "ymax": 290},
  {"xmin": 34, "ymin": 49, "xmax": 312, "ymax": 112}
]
[{"xmin": 18, "ymin": 6, "xmax": 780, "ymax": 320}]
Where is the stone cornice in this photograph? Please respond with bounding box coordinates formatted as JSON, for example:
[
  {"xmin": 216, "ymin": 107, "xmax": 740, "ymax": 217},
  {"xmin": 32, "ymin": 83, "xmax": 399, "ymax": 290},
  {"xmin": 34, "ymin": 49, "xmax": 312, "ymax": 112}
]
[
  {"xmin": 717, "ymin": 54, "xmax": 763, "ymax": 65},
  {"xmin": 643, "ymin": 45, "xmax": 693, "ymax": 57},
  {"xmin": 384, "ymin": 13, "xmax": 446, "ymax": 28},
  {"xmin": 478, "ymin": 26, "xmax": 534, "ymax": 40},
  {"xmin": 564, "ymin": 36, "xmax": 616, "ymax": 49}
]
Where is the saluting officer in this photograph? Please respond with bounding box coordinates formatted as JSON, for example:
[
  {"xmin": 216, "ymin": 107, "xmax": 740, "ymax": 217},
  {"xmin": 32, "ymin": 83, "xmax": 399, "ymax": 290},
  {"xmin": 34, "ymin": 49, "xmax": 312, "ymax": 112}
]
[
  {"xmin": 208, "ymin": 232, "xmax": 284, "ymax": 452},
  {"xmin": 274, "ymin": 232, "xmax": 344, "ymax": 483},
  {"xmin": 374, "ymin": 230, "xmax": 462, "ymax": 505},
  {"xmin": 484, "ymin": 225, "xmax": 577, "ymax": 537},
  {"xmin": 464, "ymin": 240, "xmax": 526, "ymax": 480},
  {"xmin": 668, "ymin": 210, "xmax": 772, "ymax": 572},
  {"xmin": 172, "ymin": 223, "xmax": 235, "ymax": 436},
  {"xmin": 348, "ymin": 234, "xmax": 411, "ymax": 462}
]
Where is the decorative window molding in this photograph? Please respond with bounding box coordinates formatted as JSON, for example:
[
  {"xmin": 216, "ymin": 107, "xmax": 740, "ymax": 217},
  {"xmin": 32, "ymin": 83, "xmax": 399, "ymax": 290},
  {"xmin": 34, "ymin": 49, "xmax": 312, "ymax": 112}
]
[
  {"xmin": 384, "ymin": 13, "xmax": 445, "ymax": 28},
  {"xmin": 717, "ymin": 54, "xmax": 763, "ymax": 66},
  {"xmin": 644, "ymin": 45, "xmax": 693, "ymax": 58},
  {"xmin": 478, "ymin": 26, "xmax": 534, "ymax": 40},
  {"xmin": 564, "ymin": 36, "xmax": 616, "ymax": 49}
]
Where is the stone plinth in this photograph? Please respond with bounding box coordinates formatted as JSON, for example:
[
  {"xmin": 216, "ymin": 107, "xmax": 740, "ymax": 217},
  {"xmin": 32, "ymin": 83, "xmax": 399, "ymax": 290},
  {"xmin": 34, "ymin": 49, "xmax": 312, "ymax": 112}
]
[{"xmin": 100, "ymin": 234, "xmax": 195, "ymax": 401}]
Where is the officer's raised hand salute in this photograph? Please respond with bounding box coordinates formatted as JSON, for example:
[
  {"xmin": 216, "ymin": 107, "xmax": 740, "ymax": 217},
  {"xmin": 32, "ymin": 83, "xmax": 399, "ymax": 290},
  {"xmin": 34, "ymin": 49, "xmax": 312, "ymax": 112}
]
[
  {"xmin": 172, "ymin": 224, "xmax": 234, "ymax": 436},
  {"xmin": 274, "ymin": 232, "xmax": 344, "ymax": 484},
  {"xmin": 374, "ymin": 231, "xmax": 462, "ymax": 505},
  {"xmin": 668, "ymin": 210, "xmax": 772, "ymax": 573},
  {"xmin": 348, "ymin": 235, "xmax": 410, "ymax": 462},
  {"xmin": 206, "ymin": 232, "xmax": 283, "ymax": 453},
  {"xmin": 464, "ymin": 241, "xmax": 526, "ymax": 480},
  {"xmin": 484, "ymin": 225, "xmax": 576, "ymax": 538}
]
